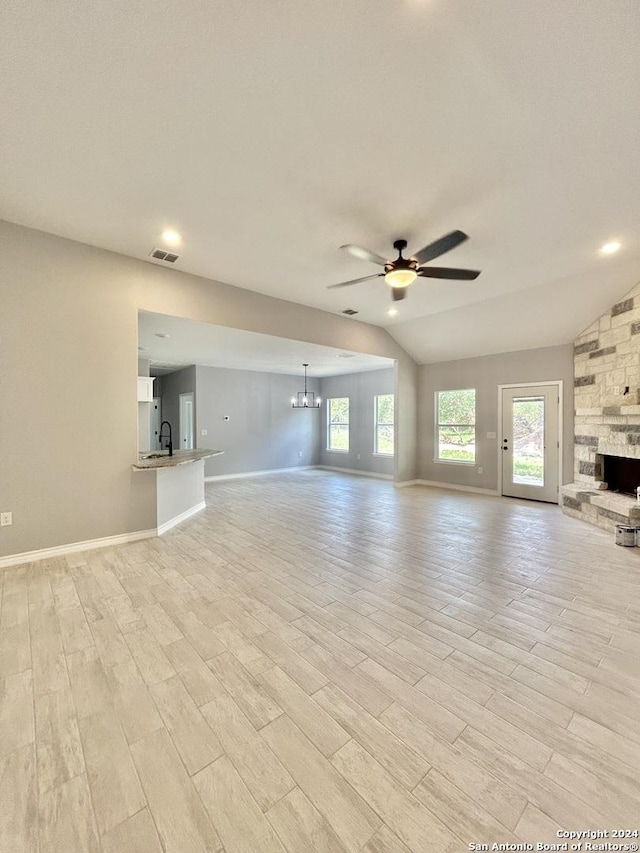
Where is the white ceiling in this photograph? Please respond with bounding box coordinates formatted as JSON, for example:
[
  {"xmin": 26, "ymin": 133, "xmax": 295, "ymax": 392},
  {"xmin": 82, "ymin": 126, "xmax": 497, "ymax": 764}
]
[
  {"xmin": 138, "ymin": 311, "xmax": 393, "ymax": 377},
  {"xmin": 2, "ymin": 1, "xmax": 640, "ymax": 363}
]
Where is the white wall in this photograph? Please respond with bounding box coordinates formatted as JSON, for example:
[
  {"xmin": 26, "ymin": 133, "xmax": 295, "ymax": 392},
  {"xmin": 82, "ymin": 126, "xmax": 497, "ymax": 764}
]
[
  {"xmin": 418, "ymin": 344, "xmax": 574, "ymax": 491},
  {"xmin": 319, "ymin": 368, "xmax": 395, "ymax": 477},
  {"xmin": 155, "ymin": 462, "xmax": 204, "ymax": 528},
  {"xmin": 0, "ymin": 219, "xmax": 416, "ymax": 558},
  {"xmin": 196, "ymin": 365, "xmax": 321, "ymax": 477}
]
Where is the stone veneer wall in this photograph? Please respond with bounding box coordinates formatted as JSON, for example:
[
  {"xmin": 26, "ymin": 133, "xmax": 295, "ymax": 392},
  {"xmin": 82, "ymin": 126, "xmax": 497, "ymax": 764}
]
[{"xmin": 562, "ymin": 279, "xmax": 640, "ymax": 530}]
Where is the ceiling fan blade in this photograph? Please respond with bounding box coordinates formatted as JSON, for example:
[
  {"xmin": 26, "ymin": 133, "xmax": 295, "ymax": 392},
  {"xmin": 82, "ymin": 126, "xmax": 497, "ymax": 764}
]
[
  {"xmin": 327, "ymin": 273, "xmax": 384, "ymax": 290},
  {"xmin": 391, "ymin": 287, "xmax": 408, "ymax": 301},
  {"xmin": 340, "ymin": 244, "xmax": 389, "ymax": 266},
  {"xmin": 418, "ymin": 266, "xmax": 481, "ymax": 280},
  {"xmin": 412, "ymin": 230, "xmax": 468, "ymax": 265}
]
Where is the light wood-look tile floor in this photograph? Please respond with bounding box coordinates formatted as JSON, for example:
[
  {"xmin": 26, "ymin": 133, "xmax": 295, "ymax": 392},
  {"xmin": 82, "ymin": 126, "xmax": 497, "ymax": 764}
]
[{"xmin": 2, "ymin": 470, "xmax": 640, "ymax": 852}]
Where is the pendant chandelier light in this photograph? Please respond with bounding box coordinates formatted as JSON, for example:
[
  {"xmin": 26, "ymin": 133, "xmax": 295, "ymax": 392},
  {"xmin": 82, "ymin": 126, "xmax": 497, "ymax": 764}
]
[{"xmin": 291, "ymin": 363, "xmax": 321, "ymax": 409}]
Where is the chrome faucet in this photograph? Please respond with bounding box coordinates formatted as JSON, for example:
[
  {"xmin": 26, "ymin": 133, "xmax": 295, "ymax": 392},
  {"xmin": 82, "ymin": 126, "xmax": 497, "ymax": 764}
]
[{"xmin": 159, "ymin": 421, "xmax": 173, "ymax": 456}]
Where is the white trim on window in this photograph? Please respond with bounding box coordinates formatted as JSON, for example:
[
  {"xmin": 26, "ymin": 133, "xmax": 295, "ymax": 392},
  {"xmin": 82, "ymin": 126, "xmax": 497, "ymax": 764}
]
[
  {"xmin": 327, "ymin": 397, "xmax": 350, "ymax": 452},
  {"xmin": 374, "ymin": 393, "xmax": 394, "ymax": 457},
  {"xmin": 435, "ymin": 388, "xmax": 476, "ymax": 464}
]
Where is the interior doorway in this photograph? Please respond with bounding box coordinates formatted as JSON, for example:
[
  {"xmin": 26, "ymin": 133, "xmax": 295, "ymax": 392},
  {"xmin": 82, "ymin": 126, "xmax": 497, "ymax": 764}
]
[
  {"xmin": 499, "ymin": 383, "xmax": 561, "ymax": 503},
  {"xmin": 179, "ymin": 392, "xmax": 195, "ymax": 450}
]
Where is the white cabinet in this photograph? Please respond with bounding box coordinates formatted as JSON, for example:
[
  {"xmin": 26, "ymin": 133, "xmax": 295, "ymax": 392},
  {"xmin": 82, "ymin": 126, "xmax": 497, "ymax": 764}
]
[{"xmin": 137, "ymin": 376, "xmax": 155, "ymax": 402}]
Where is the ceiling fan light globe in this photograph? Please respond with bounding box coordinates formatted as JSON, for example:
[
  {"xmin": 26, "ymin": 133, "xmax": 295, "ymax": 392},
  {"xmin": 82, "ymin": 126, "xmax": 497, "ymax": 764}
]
[{"xmin": 384, "ymin": 268, "xmax": 417, "ymax": 289}]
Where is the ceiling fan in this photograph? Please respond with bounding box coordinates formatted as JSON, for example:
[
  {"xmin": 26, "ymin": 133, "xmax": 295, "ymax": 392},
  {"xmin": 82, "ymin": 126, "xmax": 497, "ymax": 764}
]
[{"xmin": 328, "ymin": 230, "xmax": 480, "ymax": 301}]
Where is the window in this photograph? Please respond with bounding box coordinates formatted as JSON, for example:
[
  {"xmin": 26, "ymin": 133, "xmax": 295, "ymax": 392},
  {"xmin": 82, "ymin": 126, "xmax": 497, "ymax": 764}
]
[
  {"xmin": 327, "ymin": 397, "xmax": 349, "ymax": 451},
  {"xmin": 436, "ymin": 388, "xmax": 476, "ymax": 463},
  {"xmin": 374, "ymin": 394, "xmax": 394, "ymax": 455}
]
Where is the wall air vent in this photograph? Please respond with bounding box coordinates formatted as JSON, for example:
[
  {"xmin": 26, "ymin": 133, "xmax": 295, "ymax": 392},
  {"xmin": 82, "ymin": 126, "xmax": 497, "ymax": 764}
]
[
  {"xmin": 342, "ymin": 309, "xmax": 359, "ymax": 315},
  {"xmin": 149, "ymin": 248, "xmax": 180, "ymax": 263}
]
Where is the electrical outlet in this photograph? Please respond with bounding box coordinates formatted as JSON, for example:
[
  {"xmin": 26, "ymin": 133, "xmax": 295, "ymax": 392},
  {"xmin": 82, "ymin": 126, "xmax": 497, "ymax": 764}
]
[
  {"xmin": 477, "ymin": 467, "xmax": 483, "ymax": 474},
  {"xmin": 1, "ymin": 512, "xmax": 12, "ymax": 527},
  {"xmin": 357, "ymin": 454, "xmax": 361, "ymax": 460},
  {"xmin": 201, "ymin": 429, "xmax": 208, "ymax": 436}
]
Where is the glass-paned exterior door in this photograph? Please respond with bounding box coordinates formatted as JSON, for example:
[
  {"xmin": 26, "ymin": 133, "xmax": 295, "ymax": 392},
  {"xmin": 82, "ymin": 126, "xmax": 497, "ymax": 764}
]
[{"xmin": 501, "ymin": 385, "xmax": 559, "ymax": 503}]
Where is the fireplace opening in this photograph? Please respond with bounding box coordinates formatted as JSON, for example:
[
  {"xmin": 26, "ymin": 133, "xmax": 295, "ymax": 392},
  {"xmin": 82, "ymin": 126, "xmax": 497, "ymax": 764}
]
[{"xmin": 601, "ymin": 454, "xmax": 640, "ymax": 497}]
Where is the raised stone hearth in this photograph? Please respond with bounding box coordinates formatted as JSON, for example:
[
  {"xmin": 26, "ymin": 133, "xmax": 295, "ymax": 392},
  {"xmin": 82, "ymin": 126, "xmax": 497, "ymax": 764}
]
[
  {"xmin": 563, "ymin": 280, "xmax": 640, "ymax": 531},
  {"xmin": 562, "ymin": 482, "xmax": 640, "ymax": 530}
]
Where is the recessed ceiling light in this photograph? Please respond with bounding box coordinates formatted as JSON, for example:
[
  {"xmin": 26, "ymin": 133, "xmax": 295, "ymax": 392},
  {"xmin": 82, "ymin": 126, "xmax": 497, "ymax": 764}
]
[
  {"xmin": 600, "ymin": 241, "xmax": 621, "ymax": 255},
  {"xmin": 388, "ymin": 308, "xmax": 398, "ymax": 316},
  {"xmin": 155, "ymin": 332, "xmax": 170, "ymax": 339},
  {"xmin": 161, "ymin": 230, "xmax": 182, "ymax": 246}
]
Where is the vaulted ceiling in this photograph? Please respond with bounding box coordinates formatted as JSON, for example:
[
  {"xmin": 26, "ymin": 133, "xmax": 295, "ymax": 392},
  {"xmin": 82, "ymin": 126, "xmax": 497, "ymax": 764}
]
[{"xmin": 2, "ymin": 1, "xmax": 639, "ymax": 362}]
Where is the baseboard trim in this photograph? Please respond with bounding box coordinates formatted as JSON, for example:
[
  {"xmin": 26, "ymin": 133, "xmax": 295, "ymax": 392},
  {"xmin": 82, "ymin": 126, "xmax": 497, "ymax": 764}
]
[
  {"xmin": 317, "ymin": 465, "xmax": 393, "ymax": 481},
  {"xmin": 205, "ymin": 465, "xmax": 317, "ymax": 483},
  {"xmin": 393, "ymin": 479, "xmax": 422, "ymax": 488},
  {"xmin": 1, "ymin": 500, "xmax": 210, "ymax": 569},
  {"xmin": 157, "ymin": 501, "xmax": 206, "ymax": 535},
  {"xmin": 0, "ymin": 528, "xmax": 158, "ymax": 570},
  {"xmin": 414, "ymin": 479, "xmax": 500, "ymax": 496}
]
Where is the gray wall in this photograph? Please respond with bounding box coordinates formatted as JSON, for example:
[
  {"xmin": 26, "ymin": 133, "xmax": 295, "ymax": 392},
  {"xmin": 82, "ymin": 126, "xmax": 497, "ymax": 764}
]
[
  {"xmin": 1, "ymin": 219, "xmax": 415, "ymax": 558},
  {"xmin": 319, "ymin": 369, "xmax": 395, "ymax": 477},
  {"xmin": 396, "ymin": 357, "xmax": 418, "ymax": 482},
  {"xmin": 196, "ymin": 366, "xmax": 320, "ymax": 477},
  {"xmin": 156, "ymin": 366, "xmax": 196, "ymax": 452},
  {"xmin": 418, "ymin": 344, "xmax": 574, "ymax": 491}
]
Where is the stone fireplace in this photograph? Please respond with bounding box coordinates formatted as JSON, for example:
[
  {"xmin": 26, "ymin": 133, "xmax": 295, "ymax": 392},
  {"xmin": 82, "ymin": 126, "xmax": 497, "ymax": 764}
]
[{"xmin": 562, "ymin": 279, "xmax": 640, "ymax": 530}]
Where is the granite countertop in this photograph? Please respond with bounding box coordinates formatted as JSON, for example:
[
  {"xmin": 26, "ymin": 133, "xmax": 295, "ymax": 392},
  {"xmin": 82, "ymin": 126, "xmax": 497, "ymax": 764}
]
[{"xmin": 132, "ymin": 449, "xmax": 224, "ymax": 470}]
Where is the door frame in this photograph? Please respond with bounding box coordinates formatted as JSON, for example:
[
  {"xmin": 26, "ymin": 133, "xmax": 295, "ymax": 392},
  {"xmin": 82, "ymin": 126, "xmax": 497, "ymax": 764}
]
[
  {"xmin": 497, "ymin": 381, "xmax": 563, "ymax": 505},
  {"xmin": 179, "ymin": 391, "xmax": 195, "ymax": 450},
  {"xmin": 151, "ymin": 397, "xmax": 162, "ymax": 451}
]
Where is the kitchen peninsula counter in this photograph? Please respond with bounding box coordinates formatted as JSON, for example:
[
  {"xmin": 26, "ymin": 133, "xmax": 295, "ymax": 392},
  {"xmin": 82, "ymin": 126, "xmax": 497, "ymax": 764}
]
[
  {"xmin": 132, "ymin": 449, "xmax": 223, "ymax": 470},
  {"xmin": 133, "ymin": 449, "xmax": 223, "ymax": 534}
]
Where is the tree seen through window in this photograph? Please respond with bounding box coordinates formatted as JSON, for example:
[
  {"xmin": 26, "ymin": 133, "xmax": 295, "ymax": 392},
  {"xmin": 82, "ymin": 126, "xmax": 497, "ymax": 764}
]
[
  {"xmin": 328, "ymin": 397, "xmax": 349, "ymax": 451},
  {"xmin": 436, "ymin": 389, "xmax": 476, "ymax": 462}
]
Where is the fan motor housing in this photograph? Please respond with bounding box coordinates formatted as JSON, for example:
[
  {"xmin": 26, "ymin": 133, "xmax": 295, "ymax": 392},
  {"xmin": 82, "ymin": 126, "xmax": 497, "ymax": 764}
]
[{"xmin": 385, "ymin": 257, "xmax": 418, "ymax": 274}]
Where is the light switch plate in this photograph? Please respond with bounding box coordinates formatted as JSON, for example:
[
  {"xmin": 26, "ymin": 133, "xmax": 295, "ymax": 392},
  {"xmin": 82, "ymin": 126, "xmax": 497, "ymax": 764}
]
[
  {"xmin": 487, "ymin": 431, "xmax": 497, "ymax": 439},
  {"xmin": 1, "ymin": 512, "xmax": 12, "ymax": 527},
  {"xmin": 201, "ymin": 429, "xmax": 208, "ymax": 436}
]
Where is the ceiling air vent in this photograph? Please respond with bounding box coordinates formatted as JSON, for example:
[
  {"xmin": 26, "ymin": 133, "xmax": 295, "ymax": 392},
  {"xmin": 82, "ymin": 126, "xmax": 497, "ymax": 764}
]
[
  {"xmin": 149, "ymin": 248, "xmax": 180, "ymax": 263},
  {"xmin": 342, "ymin": 309, "xmax": 359, "ymax": 315}
]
